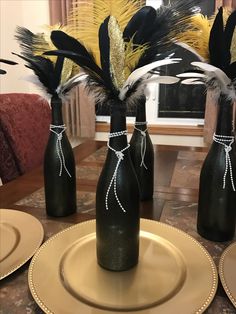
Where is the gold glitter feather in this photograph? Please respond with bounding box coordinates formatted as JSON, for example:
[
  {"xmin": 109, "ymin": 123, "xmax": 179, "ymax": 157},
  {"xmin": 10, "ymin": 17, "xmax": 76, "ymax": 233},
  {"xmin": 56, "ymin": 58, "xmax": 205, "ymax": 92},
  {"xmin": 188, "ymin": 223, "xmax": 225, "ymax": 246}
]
[
  {"xmin": 108, "ymin": 16, "xmax": 125, "ymax": 89},
  {"xmin": 68, "ymin": 0, "xmax": 141, "ymax": 67}
]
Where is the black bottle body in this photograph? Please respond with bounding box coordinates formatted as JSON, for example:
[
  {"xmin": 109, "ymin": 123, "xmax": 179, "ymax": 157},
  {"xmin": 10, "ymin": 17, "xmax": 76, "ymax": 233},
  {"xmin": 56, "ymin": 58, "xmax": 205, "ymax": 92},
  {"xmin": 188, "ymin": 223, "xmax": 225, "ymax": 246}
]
[
  {"xmin": 44, "ymin": 96, "xmax": 76, "ymax": 217},
  {"xmin": 96, "ymin": 100, "xmax": 140, "ymax": 271},
  {"xmin": 197, "ymin": 95, "xmax": 236, "ymax": 241},
  {"xmin": 130, "ymin": 97, "xmax": 154, "ymax": 200}
]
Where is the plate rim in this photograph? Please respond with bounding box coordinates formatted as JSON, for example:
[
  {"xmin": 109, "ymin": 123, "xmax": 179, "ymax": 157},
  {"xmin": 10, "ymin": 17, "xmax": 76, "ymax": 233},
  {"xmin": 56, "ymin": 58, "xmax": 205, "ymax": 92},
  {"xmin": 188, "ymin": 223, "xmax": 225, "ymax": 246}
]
[
  {"xmin": 219, "ymin": 242, "xmax": 236, "ymax": 308},
  {"xmin": 0, "ymin": 208, "xmax": 44, "ymax": 280},
  {"xmin": 28, "ymin": 218, "xmax": 218, "ymax": 314}
]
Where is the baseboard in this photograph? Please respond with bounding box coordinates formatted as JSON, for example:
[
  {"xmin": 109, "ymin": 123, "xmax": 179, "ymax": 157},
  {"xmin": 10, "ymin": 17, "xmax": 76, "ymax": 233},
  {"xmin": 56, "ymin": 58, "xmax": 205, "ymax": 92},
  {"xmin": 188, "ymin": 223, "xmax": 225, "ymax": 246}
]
[{"xmin": 96, "ymin": 122, "xmax": 204, "ymax": 137}]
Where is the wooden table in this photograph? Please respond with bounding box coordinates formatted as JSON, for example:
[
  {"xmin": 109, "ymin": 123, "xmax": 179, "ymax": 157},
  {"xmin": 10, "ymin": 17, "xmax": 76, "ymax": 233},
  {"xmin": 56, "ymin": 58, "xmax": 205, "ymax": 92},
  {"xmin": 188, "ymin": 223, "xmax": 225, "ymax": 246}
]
[{"xmin": 0, "ymin": 140, "xmax": 235, "ymax": 313}]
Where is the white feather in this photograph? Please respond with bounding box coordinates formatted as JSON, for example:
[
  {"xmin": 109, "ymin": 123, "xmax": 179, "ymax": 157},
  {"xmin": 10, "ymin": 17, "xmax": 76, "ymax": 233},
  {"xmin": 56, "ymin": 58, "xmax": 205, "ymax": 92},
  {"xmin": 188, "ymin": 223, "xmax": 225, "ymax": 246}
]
[
  {"xmin": 191, "ymin": 62, "xmax": 231, "ymax": 86},
  {"xmin": 57, "ymin": 73, "xmax": 88, "ymax": 96},
  {"xmin": 119, "ymin": 58, "xmax": 181, "ymax": 100},
  {"xmin": 146, "ymin": 75, "xmax": 180, "ymax": 84},
  {"xmin": 190, "ymin": 62, "xmax": 236, "ymax": 101},
  {"xmin": 181, "ymin": 78, "xmax": 205, "ymax": 85},
  {"xmin": 177, "ymin": 72, "xmax": 206, "ymax": 78}
]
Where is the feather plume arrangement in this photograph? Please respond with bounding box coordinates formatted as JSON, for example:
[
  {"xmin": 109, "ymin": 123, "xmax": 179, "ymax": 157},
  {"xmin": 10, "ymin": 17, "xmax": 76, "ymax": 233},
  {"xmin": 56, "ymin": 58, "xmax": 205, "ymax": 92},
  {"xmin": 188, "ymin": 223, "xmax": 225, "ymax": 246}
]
[
  {"xmin": 44, "ymin": 0, "xmax": 200, "ymax": 107},
  {"xmin": 176, "ymin": 7, "xmax": 236, "ymax": 102},
  {"xmin": 13, "ymin": 26, "xmax": 84, "ymax": 99},
  {"xmin": 0, "ymin": 58, "xmax": 18, "ymax": 75}
]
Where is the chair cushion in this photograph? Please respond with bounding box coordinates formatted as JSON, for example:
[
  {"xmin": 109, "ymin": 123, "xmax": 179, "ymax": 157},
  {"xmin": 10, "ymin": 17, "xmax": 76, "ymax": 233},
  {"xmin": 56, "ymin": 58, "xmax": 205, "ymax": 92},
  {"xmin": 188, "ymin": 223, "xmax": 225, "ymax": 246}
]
[
  {"xmin": 0, "ymin": 124, "xmax": 20, "ymax": 183},
  {"xmin": 0, "ymin": 93, "xmax": 51, "ymax": 179}
]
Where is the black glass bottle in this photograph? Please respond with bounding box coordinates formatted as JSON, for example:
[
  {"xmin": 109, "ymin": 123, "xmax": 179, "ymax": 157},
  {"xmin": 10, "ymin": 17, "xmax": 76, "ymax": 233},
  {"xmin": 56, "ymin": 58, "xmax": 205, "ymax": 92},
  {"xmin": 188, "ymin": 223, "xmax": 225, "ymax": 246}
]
[
  {"xmin": 197, "ymin": 94, "xmax": 236, "ymax": 241},
  {"xmin": 44, "ymin": 95, "xmax": 77, "ymax": 217},
  {"xmin": 130, "ymin": 96, "xmax": 154, "ymax": 200},
  {"xmin": 96, "ymin": 99, "xmax": 140, "ymax": 271}
]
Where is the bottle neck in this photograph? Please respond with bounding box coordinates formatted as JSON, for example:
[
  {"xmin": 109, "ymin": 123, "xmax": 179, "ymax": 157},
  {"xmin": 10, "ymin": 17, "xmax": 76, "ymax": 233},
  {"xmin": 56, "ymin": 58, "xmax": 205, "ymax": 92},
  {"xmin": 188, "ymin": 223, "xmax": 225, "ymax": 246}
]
[
  {"xmin": 136, "ymin": 96, "xmax": 147, "ymax": 123},
  {"xmin": 215, "ymin": 94, "xmax": 234, "ymax": 136},
  {"xmin": 109, "ymin": 100, "xmax": 128, "ymax": 150},
  {"xmin": 50, "ymin": 96, "xmax": 64, "ymax": 125}
]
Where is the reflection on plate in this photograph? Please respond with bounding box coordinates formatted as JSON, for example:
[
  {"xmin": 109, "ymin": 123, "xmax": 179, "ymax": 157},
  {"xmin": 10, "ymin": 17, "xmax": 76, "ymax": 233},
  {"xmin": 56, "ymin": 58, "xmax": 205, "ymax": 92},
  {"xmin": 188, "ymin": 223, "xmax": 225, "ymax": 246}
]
[
  {"xmin": 219, "ymin": 242, "xmax": 236, "ymax": 308},
  {"xmin": 0, "ymin": 209, "xmax": 44, "ymax": 280},
  {"xmin": 29, "ymin": 219, "xmax": 218, "ymax": 314},
  {"xmin": 60, "ymin": 231, "xmax": 187, "ymax": 311}
]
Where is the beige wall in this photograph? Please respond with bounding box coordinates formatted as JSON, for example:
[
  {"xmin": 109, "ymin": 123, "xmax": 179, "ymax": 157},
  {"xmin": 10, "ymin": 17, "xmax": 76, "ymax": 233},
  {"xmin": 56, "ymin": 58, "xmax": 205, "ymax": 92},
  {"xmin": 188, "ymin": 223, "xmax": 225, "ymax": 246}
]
[{"xmin": 0, "ymin": 0, "xmax": 49, "ymax": 94}]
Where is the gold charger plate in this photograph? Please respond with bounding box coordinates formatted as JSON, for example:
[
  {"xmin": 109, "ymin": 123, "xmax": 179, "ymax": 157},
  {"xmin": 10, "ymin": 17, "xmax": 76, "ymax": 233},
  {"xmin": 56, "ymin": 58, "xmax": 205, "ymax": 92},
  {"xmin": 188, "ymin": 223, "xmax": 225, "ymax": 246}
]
[
  {"xmin": 28, "ymin": 219, "xmax": 217, "ymax": 314},
  {"xmin": 219, "ymin": 242, "xmax": 236, "ymax": 308},
  {"xmin": 0, "ymin": 208, "xmax": 44, "ymax": 280}
]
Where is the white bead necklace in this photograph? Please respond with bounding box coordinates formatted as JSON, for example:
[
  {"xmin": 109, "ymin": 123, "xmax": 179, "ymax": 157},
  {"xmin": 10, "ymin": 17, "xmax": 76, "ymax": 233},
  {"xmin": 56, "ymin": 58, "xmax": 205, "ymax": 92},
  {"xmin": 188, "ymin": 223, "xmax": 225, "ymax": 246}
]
[
  {"xmin": 49, "ymin": 124, "xmax": 72, "ymax": 177},
  {"xmin": 213, "ymin": 133, "xmax": 235, "ymax": 191},
  {"xmin": 106, "ymin": 130, "xmax": 130, "ymax": 213},
  {"xmin": 134, "ymin": 121, "xmax": 148, "ymax": 169}
]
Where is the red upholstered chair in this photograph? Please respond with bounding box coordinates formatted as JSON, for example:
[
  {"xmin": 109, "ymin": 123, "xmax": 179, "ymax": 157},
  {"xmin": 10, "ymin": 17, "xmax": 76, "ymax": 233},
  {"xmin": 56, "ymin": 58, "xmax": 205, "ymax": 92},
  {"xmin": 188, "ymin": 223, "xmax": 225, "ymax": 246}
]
[{"xmin": 0, "ymin": 93, "xmax": 51, "ymax": 183}]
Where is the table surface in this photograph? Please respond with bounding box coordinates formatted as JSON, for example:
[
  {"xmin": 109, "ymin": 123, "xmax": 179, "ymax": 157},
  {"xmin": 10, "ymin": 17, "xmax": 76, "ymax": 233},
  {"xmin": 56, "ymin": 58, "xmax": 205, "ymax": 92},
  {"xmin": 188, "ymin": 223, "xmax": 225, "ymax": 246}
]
[{"xmin": 0, "ymin": 139, "xmax": 235, "ymax": 314}]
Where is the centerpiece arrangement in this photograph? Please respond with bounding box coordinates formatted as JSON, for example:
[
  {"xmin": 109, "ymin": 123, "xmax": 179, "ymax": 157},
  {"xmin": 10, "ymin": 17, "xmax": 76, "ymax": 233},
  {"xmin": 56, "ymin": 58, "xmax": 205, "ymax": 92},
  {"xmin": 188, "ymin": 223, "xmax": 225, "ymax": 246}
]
[
  {"xmin": 176, "ymin": 7, "xmax": 236, "ymax": 241},
  {"xmin": 13, "ymin": 25, "xmax": 84, "ymax": 217},
  {"xmin": 15, "ymin": 0, "xmax": 200, "ymax": 270},
  {"xmin": 44, "ymin": 0, "xmax": 200, "ymax": 271}
]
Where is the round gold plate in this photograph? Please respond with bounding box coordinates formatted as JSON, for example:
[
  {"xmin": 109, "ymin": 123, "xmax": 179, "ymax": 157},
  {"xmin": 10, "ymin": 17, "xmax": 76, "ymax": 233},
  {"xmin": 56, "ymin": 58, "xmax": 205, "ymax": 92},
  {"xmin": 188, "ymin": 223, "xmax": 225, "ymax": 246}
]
[
  {"xmin": 219, "ymin": 242, "xmax": 236, "ymax": 308},
  {"xmin": 0, "ymin": 209, "xmax": 44, "ymax": 280},
  {"xmin": 29, "ymin": 219, "xmax": 218, "ymax": 314}
]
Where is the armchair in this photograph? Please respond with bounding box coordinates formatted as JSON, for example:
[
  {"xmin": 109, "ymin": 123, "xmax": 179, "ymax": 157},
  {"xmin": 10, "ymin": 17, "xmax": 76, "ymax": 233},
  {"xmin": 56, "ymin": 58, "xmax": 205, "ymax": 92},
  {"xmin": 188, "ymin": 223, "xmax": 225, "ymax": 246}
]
[{"xmin": 0, "ymin": 93, "xmax": 51, "ymax": 183}]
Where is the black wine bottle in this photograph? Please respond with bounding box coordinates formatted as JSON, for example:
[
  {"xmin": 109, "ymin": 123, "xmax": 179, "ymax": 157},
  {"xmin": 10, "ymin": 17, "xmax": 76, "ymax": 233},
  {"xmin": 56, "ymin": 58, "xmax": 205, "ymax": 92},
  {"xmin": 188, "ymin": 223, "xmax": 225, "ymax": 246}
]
[
  {"xmin": 197, "ymin": 94, "xmax": 236, "ymax": 241},
  {"xmin": 96, "ymin": 99, "xmax": 140, "ymax": 271},
  {"xmin": 44, "ymin": 95, "xmax": 77, "ymax": 217}
]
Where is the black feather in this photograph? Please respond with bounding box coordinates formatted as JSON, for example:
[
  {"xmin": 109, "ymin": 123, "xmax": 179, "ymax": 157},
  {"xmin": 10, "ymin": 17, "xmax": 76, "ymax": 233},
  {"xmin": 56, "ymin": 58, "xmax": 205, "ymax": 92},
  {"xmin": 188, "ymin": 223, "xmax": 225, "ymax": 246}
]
[
  {"xmin": 209, "ymin": 7, "xmax": 229, "ymax": 71},
  {"xmin": 134, "ymin": 0, "xmax": 201, "ymax": 69},
  {"xmin": 50, "ymin": 31, "xmax": 106, "ymax": 80},
  {"xmin": 15, "ymin": 26, "xmax": 35, "ymax": 55},
  {"xmin": 134, "ymin": 7, "xmax": 157, "ymax": 45},
  {"xmin": 51, "ymin": 30, "xmax": 93, "ymax": 61},
  {"xmin": 14, "ymin": 26, "xmax": 67, "ymax": 95},
  {"xmin": 0, "ymin": 58, "xmax": 18, "ymax": 65},
  {"xmin": 224, "ymin": 10, "xmax": 236, "ymax": 63},
  {"xmin": 99, "ymin": 16, "xmax": 113, "ymax": 89},
  {"xmin": 227, "ymin": 61, "xmax": 236, "ymax": 80},
  {"xmin": 44, "ymin": 49, "xmax": 111, "ymax": 92},
  {"xmin": 44, "ymin": 50, "xmax": 103, "ymax": 80},
  {"xmin": 123, "ymin": 6, "xmax": 156, "ymax": 44},
  {"xmin": 12, "ymin": 52, "xmax": 59, "ymax": 95},
  {"xmin": 54, "ymin": 56, "xmax": 64, "ymax": 89}
]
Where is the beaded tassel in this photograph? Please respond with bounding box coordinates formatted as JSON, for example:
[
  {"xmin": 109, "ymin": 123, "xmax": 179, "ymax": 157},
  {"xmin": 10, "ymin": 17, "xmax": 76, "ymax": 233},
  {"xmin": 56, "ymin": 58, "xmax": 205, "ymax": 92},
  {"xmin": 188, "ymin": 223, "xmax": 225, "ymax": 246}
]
[
  {"xmin": 106, "ymin": 130, "xmax": 130, "ymax": 212},
  {"xmin": 50, "ymin": 124, "xmax": 72, "ymax": 177},
  {"xmin": 213, "ymin": 133, "xmax": 235, "ymax": 191},
  {"xmin": 134, "ymin": 121, "xmax": 148, "ymax": 169}
]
